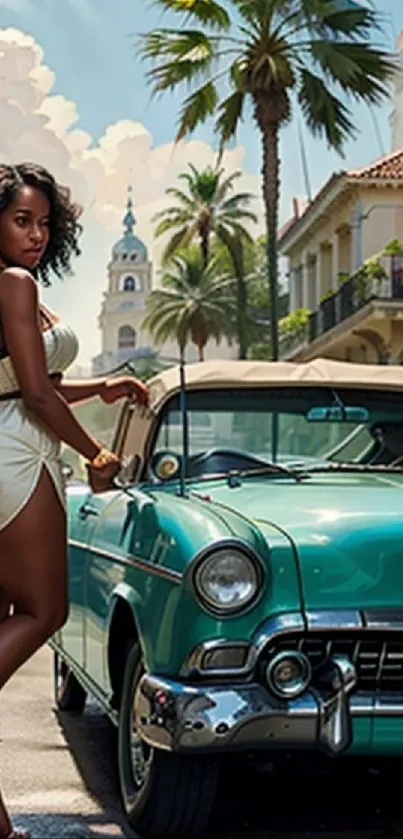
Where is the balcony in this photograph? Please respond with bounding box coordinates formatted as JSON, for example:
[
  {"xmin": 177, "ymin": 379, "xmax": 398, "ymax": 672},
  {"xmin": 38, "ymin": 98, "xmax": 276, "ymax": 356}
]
[{"xmin": 280, "ymin": 254, "xmax": 403, "ymax": 363}]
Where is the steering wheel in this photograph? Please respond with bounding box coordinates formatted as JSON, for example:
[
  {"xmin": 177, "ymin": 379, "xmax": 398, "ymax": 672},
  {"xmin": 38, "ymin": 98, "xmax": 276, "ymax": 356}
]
[{"xmin": 187, "ymin": 447, "xmax": 269, "ymax": 477}]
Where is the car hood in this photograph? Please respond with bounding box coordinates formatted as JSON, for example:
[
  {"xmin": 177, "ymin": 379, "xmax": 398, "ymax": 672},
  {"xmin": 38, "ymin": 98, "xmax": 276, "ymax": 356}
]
[{"xmin": 201, "ymin": 471, "xmax": 403, "ymax": 611}]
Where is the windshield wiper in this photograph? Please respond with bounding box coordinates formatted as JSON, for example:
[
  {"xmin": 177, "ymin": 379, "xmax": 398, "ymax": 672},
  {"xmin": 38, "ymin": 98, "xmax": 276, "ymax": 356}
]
[
  {"xmin": 227, "ymin": 463, "xmax": 306, "ymax": 484},
  {"xmin": 296, "ymin": 462, "xmax": 403, "ymax": 475}
]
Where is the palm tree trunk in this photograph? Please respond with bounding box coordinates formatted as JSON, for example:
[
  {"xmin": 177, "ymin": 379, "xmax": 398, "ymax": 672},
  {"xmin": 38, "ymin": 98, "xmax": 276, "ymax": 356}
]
[
  {"xmin": 235, "ymin": 274, "xmax": 248, "ymax": 359},
  {"xmin": 260, "ymin": 121, "xmax": 280, "ymax": 361},
  {"xmin": 201, "ymin": 233, "xmax": 209, "ymax": 269},
  {"xmin": 198, "ymin": 344, "xmax": 204, "ymax": 362}
]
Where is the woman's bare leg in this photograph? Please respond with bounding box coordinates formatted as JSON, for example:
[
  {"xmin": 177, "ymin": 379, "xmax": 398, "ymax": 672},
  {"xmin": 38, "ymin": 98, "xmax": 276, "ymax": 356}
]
[
  {"xmin": 0, "ymin": 592, "xmax": 11, "ymax": 622},
  {"xmin": 0, "ymin": 467, "xmax": 68, "ymax": 837}
]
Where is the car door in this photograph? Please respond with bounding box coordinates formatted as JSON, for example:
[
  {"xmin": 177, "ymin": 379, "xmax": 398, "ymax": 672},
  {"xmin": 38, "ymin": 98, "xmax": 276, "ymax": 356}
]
[
  {"xmin": 58, "ymin": 394, "xmax": 125, "ymax": 670},
  {"xmin": 82, "ymin": 398, "xmax": 156, "ymax": 695}
]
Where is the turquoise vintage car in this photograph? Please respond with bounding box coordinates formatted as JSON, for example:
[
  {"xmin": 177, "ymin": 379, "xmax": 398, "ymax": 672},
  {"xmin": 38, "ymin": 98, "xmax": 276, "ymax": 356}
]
[{"xmin": 52, "ymin": 357, "xmax": 403, "ymax": 836}]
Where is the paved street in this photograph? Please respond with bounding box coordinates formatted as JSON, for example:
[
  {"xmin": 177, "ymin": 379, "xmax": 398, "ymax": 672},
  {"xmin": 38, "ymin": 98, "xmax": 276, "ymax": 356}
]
[{"xmin": 1, "ymin": 647, "xmax": 403, "ymax": 839}]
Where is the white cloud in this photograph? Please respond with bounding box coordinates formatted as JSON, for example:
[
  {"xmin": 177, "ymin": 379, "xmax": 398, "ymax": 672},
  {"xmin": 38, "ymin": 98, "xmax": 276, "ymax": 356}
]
[{"xmin": 0, "ymin": 27, "xmax": 265, "ymax": 365}]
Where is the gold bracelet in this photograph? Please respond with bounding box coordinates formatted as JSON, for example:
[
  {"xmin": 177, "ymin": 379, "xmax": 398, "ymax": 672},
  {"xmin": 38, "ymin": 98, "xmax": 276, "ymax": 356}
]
[{"xmin": 89, "ymin": 447, "xmax": 112, "ymax": 468}]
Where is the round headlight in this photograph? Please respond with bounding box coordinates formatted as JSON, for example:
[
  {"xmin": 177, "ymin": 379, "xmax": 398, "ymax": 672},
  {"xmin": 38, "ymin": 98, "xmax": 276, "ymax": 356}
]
[{"xmin": 193, "ymin": 547, "xmax": 261, "ymax": 615}]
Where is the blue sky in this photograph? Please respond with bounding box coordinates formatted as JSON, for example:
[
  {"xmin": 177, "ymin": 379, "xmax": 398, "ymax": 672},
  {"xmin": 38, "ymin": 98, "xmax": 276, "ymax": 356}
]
[
  {"xmin": 1, "ymin": 0, "xmax": 402, "ymax": 223},
  {"xmin": 0, "ymin": 0, "xmax": 402, "ymax": 365}
]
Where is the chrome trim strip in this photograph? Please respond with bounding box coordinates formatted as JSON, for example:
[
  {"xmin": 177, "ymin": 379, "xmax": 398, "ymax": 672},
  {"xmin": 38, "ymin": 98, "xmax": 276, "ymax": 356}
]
[
  {"xmin": 306, "ymin": 610, "xmax": 363, "ymax": 630},
  {"xmin": 350, "ymin": 693, "xmax": 403, "ymax": 717},
  {"xmin": 49, "ymin": 639, "xmax": 118, "ymax": 723},
  {"xmin": 68, "ymin": 539, "xmax": 182, "ymax": 584},
  {"xmin": 254, "ymin": 612, "xmax": 305, "ymax": 652},
  {"xmin": 181, "ymin": 639, "xmax": 257, "ymax": 678},
  {"xmin": 363, "ymin": 609, "xmax": 403, "ymax": 630}
]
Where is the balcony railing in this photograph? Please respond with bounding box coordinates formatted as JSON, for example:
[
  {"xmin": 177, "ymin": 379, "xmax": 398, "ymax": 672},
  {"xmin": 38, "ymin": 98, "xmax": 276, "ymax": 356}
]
[
  {"xmin": 280, "ymin": 254, "xmax": 403, "ymax": 358},
  {"xmin": 309, "ymin": 254, "xmax": 403, "ymax": 343}
]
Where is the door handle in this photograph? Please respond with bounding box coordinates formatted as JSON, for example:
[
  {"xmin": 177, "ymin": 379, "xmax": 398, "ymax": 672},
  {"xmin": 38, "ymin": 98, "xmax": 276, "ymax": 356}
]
[{"xmin": 78, "ymin": 502, "xmax": 100, "ymax": 520}]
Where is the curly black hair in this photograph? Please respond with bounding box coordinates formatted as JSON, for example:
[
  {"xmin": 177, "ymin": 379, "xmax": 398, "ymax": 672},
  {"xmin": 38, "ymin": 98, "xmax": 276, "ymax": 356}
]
[{"xmin": 0, "ymin": 162, "xmax": 82, "ymax": 286}]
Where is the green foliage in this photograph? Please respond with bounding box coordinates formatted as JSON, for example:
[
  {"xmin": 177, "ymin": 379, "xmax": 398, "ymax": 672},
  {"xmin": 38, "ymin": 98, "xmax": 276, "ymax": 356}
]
[
  {"xmin": 140, "ymin": 0, "xmax": 393, "ymax": 360},
  {"xmin": 278, "ymin": 307, "xmax": 310, "ymax": 354},
  {"xmin": 142, "ymin": 251, "xmax": 236, "ymax": 360},
  {"xmin": 154, "ymin": 163, "xmax": 257, "ymax": 266},
  {"xmin": 140, "ymin": 1, "xmax": 394, "ymax": 155},
  {"xmin": 383, "ymin": 239, "xmax": 403, "ymax": 257}
]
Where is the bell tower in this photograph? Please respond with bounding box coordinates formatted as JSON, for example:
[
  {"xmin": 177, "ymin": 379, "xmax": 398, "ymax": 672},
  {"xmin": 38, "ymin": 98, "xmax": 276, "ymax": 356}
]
[{"xmin": 93, "ymin": 186, "xmax": 153, "ymax": 373}]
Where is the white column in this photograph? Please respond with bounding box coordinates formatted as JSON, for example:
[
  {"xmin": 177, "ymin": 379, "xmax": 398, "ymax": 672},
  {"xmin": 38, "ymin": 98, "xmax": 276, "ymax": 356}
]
[
  {"xmin": 350, "ymin": 201, "xmax": 364, "ymax": 272},
  {"xmin": 289, "ymin": 267, "xmax": 297, "ymax": 312},
  {"xmin": 316, "ymin": 247, "xmax": 324, "ymax": 304},
  {"xmin": 331, "ymin": 233, "xmax": 340, "ymax": 290},
  {"xmin": 301, "ymin": 250, "xmax": 309, "ymax": 309}
]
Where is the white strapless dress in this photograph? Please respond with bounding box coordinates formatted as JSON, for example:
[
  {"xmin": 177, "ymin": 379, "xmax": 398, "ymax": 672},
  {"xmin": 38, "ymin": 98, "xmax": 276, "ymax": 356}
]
[{"xmin": 0, "ymin": 321, "xmax": 79, "ymax": 530}]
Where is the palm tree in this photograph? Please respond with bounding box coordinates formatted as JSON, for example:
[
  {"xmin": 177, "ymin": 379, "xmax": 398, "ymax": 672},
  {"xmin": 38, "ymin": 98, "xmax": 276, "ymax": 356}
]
[
  {"xmin": 154, "ymin": 163, "xmax": 257, "ymax": 269},
  {"xmin": 140, "ymin": 0, "xmax": 394, "ymax": 359},
  {"xmin": 142, "ymin": 252, "xmax": 236, "ymax": 361}
]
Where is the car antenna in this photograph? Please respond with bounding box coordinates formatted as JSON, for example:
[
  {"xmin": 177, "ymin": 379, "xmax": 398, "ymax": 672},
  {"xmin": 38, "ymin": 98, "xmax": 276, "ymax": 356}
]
[{"xmin": 179, "ymin": 347, "xmax": 189, "ymax": 498}]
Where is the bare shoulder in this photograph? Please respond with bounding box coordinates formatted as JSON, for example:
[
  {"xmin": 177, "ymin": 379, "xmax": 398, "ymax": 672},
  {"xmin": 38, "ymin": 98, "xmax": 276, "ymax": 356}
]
[{"xmin": 0, "ymin": 268, "xmax": 38, "ymax": 305}]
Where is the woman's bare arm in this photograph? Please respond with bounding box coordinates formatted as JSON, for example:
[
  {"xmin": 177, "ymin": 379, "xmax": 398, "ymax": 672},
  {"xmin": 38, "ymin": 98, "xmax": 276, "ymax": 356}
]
[
  {"xmin": 55, "ymin": 378, "xmax": 107, "ymax": 405},
  {"xmin": 0, "ymin": 268, "xmax": 101, "ymax": 460}
]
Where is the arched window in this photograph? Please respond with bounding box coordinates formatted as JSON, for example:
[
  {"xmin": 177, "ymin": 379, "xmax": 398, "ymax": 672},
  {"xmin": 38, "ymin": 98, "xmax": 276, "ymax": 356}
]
[
  {"xmin": 121, "ymin": 274, "xmax": 140, "ymax": 292},
  {"xmin": 118, "ymin": 325, "xmax": 136, "ymax": 349}
]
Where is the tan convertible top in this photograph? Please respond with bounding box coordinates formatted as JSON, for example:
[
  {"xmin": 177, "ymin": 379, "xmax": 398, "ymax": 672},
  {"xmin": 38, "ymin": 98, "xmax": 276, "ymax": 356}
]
[{"xmin": 148, "ymin": 357, "xmax": 403, "ymax": 410}]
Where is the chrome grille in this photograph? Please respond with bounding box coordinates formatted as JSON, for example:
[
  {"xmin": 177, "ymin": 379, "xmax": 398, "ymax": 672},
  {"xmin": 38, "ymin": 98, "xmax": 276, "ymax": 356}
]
[{"xmin": 263, "ymin": 633, "xmax": 403, "ymax": 692}]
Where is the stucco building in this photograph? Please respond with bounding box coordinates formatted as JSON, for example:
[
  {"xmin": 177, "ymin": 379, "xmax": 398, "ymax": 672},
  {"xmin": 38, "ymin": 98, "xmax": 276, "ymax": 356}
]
[
  {"xmin": 278, "ymin": 151, "xmax": 403, "ymax": 364},
  {"xmin": 277, "ymin": 31, "xmax": 403, "ymax": 365}
]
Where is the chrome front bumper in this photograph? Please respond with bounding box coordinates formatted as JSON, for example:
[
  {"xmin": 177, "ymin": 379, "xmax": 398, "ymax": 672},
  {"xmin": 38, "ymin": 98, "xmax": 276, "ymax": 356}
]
[
  {"xmin": 135, "ymin": 608, "xmax": 403, "ymax": 756},
  {"xmin": 134, "ymin": 654, "xmax": 376, "ymax": 756}
]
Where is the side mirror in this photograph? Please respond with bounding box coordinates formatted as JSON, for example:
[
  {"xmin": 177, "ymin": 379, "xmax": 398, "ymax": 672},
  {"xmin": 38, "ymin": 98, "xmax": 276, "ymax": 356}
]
[{"xmin": 306, "ymin": 406, "xmax": 369, "ymax": 423}]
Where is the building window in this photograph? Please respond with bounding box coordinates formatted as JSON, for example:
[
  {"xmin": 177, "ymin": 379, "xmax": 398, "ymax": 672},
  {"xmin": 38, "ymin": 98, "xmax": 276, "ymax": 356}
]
[
  {"xmin": 118, "ymin": 325, "xmax": 136, "ymax": 349},
  {"xmin": 121, "ymin": 274, "xmax": 140, "ymax": 292},
  {"xmin": 391, "ymin": 255, "xmax": 403, "ymax": 298}
]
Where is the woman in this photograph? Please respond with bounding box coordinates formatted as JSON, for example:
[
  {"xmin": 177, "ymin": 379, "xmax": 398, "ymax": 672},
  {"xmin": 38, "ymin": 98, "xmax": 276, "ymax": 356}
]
[{"xmin": 0, "ymin": 162, "xmax": 148, "ymax": 839}]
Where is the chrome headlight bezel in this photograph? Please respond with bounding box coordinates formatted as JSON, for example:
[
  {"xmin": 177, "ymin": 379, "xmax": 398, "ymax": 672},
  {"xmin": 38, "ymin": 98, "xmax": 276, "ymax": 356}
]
[{"xmin": 188, "ymin": 540, "xmax": 265, "ymax": 617}]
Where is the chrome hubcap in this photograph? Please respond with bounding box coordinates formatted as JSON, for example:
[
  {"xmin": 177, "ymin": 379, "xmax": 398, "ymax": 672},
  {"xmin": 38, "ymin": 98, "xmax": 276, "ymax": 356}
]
[{"xmin": 130, "ymin": 699, "xmax": 152, "ymax": 789}]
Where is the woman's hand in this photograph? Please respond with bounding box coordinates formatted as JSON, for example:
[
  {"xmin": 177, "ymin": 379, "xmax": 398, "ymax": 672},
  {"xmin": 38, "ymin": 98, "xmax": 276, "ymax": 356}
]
[
  {"xmin": 101, "ymin": 376, "xmax": 149, "ymax": 406},
  {"xmin": 86, "ymin": 447, "xmax": 122, "ymax": 493}
]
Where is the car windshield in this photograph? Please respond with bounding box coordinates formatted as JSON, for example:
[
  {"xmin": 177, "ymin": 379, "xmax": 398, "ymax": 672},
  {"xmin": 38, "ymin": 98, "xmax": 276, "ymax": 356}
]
[{"xmin": 152, "ymin": 385, "xmax": 403, "ymax": 477}]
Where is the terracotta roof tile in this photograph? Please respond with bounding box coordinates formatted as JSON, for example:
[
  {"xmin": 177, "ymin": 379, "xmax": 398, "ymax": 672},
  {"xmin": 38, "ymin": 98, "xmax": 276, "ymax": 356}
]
[{"xmin": 348, "ymin": 148, "xmax": 403, "ymax": 180}]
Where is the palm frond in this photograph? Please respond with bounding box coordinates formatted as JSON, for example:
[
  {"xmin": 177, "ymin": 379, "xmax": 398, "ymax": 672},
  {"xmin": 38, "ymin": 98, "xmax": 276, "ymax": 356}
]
[
  {"xmin": 215, "ymin": 90, "xmax": 246, "ymax": 150},
  {"xmin": 231, "ymin": 0, "xmax": 274, "ymax": 32},
  {"xmin": 161, "ymin": 225, "xmax": 196, "ymax": 262},
  {"xmin": 319, "ymin": 3, "xmax": 382, "ymax": 38},
  {"xmin": 219, "ymin": 192, "xmax": 256, "ymax": 211},
  {"xmin": 176, "ymin": 81, "xmax": 219, "ymax": 141},
  {"xmin": 141, "ymin": 30, "xmax": 216, "ymax": 94},
  {"xmin": 309, "ymin": 40, "xmax": 395, "ymax": 105},
  {"xmin": 164, "ymin": 187, "xmax": 197, "ymax": 209},
  {"xmin": 298, "ymin": 68, "xmax": 355, "ymax": 152},
  {"xmin": 143, "ymin": 251, "xmax": 237, "ymax": 355},
  {"xmin": 154, "ymin": 216, "xmax": 191, "ymax": 237},
  {"xmin": 152, "ymin": 0, "xmax": 231, "ymax": 30}
]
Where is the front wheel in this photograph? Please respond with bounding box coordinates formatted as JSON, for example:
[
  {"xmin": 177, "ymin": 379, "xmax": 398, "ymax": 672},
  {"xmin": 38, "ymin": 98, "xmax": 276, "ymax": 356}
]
[{"xmin": 117, "ymin": 643, "xmax": 219, "ymax": 837}]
